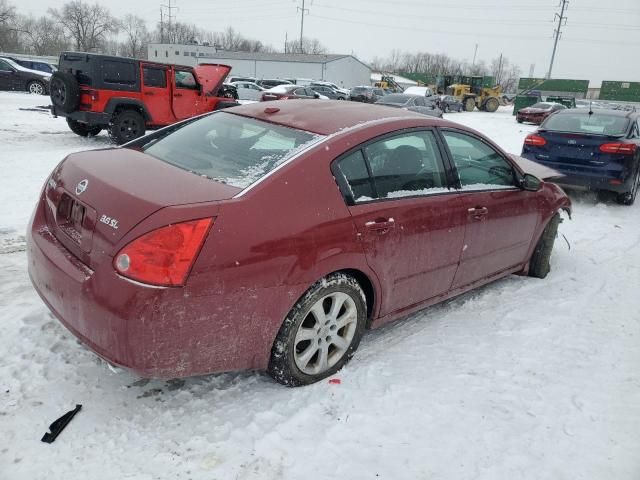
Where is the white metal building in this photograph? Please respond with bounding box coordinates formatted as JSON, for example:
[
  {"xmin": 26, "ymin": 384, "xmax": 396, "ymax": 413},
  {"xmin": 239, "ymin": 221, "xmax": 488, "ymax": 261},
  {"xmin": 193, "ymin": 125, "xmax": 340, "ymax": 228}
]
[{"xmin": 147, "ymin": 43, "xmax": 371, "ymax": 88}]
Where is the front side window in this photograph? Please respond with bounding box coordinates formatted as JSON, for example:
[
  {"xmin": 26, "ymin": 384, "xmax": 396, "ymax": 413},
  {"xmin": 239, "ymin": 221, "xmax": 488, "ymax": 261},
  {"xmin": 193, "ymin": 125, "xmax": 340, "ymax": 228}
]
[
  {"xmin": 442, "ymin": 131, "xmax": 516, "ymax": 189},
  {"xmin": 175, "ymin": 70, "xmax": 197, "ymax": 89},
  {"xmin": 365, "ymin": 131, "xmax": 448, "ymax": 199},
  {"xmin": 0, "ymin": 59, "xmax": 13, "ymax": 71}
]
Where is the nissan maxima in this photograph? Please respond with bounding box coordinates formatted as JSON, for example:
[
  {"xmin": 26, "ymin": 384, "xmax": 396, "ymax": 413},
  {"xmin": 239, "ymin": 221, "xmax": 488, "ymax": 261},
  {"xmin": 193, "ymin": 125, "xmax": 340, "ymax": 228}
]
[{"xmin": 27, "ymin": 101, "xmax": 570, "ymax": 386}]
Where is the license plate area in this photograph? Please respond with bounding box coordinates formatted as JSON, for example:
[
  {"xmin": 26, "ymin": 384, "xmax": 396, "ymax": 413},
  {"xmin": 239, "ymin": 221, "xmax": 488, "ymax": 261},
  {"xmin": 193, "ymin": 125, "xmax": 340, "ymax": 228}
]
[{"xmin": 56, "ymin": 193, "xmax": 95, "ymax": 252}]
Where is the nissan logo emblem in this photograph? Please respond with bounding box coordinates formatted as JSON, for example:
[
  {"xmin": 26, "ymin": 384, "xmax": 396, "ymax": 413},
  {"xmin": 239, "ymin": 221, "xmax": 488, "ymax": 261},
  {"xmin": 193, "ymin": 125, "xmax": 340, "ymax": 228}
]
[{"xmin": 76, "ymin": 179, "xmax": 89, "ymax": 195}]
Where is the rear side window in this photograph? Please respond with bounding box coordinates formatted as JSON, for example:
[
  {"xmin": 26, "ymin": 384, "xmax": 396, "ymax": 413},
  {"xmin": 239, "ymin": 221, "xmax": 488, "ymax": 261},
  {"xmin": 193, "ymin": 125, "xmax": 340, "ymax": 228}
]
[
  {"xmin": 442, "ymin": 131, "xmax": 515, "ymax": 189},
  {"xmin": 143, "ymin": 112, "xmax": 323, "ymax": 189},
  {"xmin": 365, "ymin": 131, "xmax": 448, "ymax": 199},
  {"xmin": 143, "ymin": 67, "xmax": 166, "ymax": 88},
  {"xmin": 337, "ymin": 151, "xmax": 375, "ymax": 202},
  {"xmin": 103, "ymin": 60, "xmax": 136, "ymax": 85},
  {"xmin": 543, "ymin": 112, "xmax": 630, "ymax": 136}
]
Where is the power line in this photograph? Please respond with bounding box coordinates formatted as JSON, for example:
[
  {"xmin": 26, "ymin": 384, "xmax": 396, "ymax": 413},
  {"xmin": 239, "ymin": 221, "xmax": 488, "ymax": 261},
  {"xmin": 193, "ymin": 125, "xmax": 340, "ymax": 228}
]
[{"xmin": 548, "ymin": 0, "xmax": 568, "ymax": 79}]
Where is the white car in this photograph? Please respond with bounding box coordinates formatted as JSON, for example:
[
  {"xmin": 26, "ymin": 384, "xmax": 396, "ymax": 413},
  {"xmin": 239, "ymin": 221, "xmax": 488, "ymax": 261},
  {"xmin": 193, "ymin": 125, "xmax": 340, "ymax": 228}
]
[
  {"xmin": 231, "ymin": 81, "xmax": 266, "ymax": 101},
  {"xmin": 403, "ymin": 86, "xmax": 434, "ymax": 97}
]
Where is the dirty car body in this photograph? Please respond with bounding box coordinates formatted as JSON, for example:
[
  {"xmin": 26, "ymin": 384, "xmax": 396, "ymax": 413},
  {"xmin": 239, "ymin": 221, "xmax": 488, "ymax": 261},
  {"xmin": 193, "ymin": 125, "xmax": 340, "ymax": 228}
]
[{"xmin": 27, "ymin": 101, "xmax": 570, "ymax": 379}]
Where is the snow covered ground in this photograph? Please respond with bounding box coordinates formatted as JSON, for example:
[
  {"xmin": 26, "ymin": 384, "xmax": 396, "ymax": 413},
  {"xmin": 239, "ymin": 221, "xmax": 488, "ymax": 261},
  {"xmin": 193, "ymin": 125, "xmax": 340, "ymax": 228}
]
[{"xmin": 1, "ymin": 92, "xmax": 639, "ymax": 479}]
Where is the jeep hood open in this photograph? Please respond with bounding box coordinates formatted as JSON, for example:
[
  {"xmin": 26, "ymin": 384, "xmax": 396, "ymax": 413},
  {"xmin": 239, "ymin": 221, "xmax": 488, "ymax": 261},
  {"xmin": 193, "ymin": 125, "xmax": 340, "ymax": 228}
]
[{"xmin": 193, "ymin": 64, "xmax": 232, "ymax": 95}]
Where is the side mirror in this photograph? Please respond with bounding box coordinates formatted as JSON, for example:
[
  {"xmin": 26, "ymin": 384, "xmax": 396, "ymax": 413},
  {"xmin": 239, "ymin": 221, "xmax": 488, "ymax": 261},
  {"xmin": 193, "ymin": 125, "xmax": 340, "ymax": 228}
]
[{"xmin": 521, "ymin": 173, "xmax": 542, "ymax": 191}]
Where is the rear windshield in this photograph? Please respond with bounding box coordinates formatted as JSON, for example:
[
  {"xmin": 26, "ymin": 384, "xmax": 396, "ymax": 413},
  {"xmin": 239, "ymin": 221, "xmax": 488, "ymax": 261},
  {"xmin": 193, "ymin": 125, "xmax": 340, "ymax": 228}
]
[
  {"xmin": 543, "ymin": 113, "xmax": 630, "ymax": 136},
  {"xmin": 530, "ymin": 102, "xmax": 554, "ymax": 109},
  {"xmin": 143, "ymin": 112, "xmax": 323, "ymax": 188},
  {"xmin": 377, "ymin": 94, "xmax": 409, "ymax": 104},
  {"xmin": 351, "ymin": 87, "xmax": 371, "ymax": 94}
]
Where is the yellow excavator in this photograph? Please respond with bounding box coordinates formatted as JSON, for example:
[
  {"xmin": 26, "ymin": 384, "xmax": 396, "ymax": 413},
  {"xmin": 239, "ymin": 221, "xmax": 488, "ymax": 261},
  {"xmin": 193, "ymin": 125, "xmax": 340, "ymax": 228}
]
[{"xmin": 447, "ymin": 81, "xmax": 502, "ymax": 112}]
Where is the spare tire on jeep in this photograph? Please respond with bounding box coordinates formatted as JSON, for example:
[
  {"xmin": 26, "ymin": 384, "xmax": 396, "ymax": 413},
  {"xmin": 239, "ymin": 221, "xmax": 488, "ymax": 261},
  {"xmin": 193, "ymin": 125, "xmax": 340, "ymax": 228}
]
[{"xmin": 50, "ymin": 72, "xmax": 80, "ymax": 113}]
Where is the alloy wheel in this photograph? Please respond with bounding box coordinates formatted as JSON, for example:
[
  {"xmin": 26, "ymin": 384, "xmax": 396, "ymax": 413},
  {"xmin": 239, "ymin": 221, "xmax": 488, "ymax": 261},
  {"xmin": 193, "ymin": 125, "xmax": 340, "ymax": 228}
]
[
  {"xmin": 293, "ymin": 292, "xmax": 358, "ymax": 375},
  {"xmin": 29, "ymin": 82, "xmax": 44, "ymax": 95}
]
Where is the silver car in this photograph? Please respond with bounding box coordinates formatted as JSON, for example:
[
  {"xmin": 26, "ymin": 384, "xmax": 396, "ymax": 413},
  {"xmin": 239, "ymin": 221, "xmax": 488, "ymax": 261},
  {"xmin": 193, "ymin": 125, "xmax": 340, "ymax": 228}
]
[{"xmin": 231, "ymin": 81, "xmax": 266, "ymax": 101}]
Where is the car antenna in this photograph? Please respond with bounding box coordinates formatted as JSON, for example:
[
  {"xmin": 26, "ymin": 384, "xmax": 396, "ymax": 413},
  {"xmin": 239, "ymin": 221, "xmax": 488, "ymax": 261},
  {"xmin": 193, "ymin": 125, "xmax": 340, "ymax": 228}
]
[{"xmin": 589, "ymin": 101, "xmax": 594, "ymax": 116}]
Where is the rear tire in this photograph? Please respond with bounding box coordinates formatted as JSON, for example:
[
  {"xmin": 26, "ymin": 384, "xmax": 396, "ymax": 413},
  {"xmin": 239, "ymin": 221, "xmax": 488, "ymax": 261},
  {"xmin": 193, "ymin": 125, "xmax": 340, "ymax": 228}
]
[
  {"xmin": 463, "ymin": 97, "xmax": 475, "ymax": 112},
  {"xmin": 268, "ymin": 273, "xmax": 367, "ymax": 387},
  {"xmin": 50, "ymin": 72, "xmax": 79, "ymax": 112},
  {"xmin": 66, "ymin": 118, "xmax": 102, "ymax": 137},
  {"xmin": 616, "ymin": 168, "xmax": 640, "ymax": 205},
  {"xmin": 528, "ymin": 213, "xmax": 561, "ymax": 279},
  {"xmin": 27, "ymin": 80, "xmax": 46, "ymax": 95},
  {"xmin": 108, "ymin": 110, "xmax": 146, "ymax": 145}
]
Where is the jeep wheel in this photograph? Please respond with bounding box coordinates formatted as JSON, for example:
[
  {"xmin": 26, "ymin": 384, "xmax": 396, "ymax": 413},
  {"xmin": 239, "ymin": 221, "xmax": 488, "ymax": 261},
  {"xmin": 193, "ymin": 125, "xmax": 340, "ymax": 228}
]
[
  {"xmin": 109, "ymin": 110, "xmax": 146, "ymax": 145},
  {"xmin": 50, "ymin": 72, "xmax": 79, "ymax": 113},
  {"xmin": 66, "ymin": 118, "xmax": 102, "ymax": 137},
  {"xmin": 27, "ymin": 80, "xmax": 46, "ymax": 96}
]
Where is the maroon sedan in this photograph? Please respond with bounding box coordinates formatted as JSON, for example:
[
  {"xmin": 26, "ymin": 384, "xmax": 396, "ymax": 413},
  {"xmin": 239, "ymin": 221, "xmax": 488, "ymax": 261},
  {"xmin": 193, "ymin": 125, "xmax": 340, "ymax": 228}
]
[
  {"xmin": 261, "ymin": 84, "xmax": 320, "ymax": 101},
  {"xmin": 517, "ymin": 102, "xmax": 567, "ymax": 124},
  {"xmin": 27, "ymin": 101, "xmax": 570, "ymax": 386}
]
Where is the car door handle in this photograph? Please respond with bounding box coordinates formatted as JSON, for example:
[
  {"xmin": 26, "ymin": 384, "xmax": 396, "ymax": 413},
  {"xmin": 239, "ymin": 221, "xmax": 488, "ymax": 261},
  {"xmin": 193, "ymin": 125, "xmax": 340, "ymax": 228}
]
[
  {"xmin": 144, "ymin": 92, "xmax": 154, "ymax": 95},
  {"xmin": 468, "ymin": 207, "xmax": 489, "ymax": 219},
  {"xmin": 174, "ymin": 93, "xmax": 183, "ymax": 97},
  {"xmin": 365, "ymin": 218, "xmax": 396, "ymax": 232}
]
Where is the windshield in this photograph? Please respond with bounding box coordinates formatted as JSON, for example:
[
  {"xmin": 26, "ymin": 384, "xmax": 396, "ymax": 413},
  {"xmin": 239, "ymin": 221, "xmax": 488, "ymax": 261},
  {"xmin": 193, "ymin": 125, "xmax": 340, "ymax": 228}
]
[
  {"xmin": 542, "ymin": 112, "xmax": 630, "ymax": 136},
  {"xmin": 144, "ymin": 112, "xmax": 323, "ymax": 188}
]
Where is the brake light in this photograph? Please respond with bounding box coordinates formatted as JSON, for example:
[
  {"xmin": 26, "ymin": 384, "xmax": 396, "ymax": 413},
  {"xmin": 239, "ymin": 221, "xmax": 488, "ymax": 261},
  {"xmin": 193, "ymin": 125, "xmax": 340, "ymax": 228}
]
[
  {"xmin": 599, "ymin": 143, "xmax": 637, "ymax": 155},
  {"xmin": 524, "ymin": 134, "xmax": 547, "ymax": 146},
  {"xmin": 114, "ymin": 218, "xmax": 213, "ymax": 286}
]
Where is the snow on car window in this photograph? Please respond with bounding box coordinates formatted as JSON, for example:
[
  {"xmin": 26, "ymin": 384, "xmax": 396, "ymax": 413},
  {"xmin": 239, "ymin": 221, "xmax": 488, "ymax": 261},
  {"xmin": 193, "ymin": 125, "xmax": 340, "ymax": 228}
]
[
  {"xmin": 543, "ymin": 112, "xmax": 629, "ymax": 136},
  {"xmin": 143, "ymin": 112, "xmax": 323, "ymax": 189},
  {"xmin": 267, "ymin": 85, "xmax": 295, "ymax": 93}
]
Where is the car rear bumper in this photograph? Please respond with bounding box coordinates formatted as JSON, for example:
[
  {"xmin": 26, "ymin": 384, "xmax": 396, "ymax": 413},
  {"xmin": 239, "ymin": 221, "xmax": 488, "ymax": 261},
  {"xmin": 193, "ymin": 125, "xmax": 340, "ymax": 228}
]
[
  {"xmin": 521, "ymin": 154, "xmax": 633, "ymax": 193},
  {"xmin": 27, "ymin": 198, "xmax": 291, "ymax": 378},
  {"xmin": 516, "ymin": 113, "xmax": 545, "ymax": 124},
  {"xmin": 51, "ymin": 106, "xmax": 111, "ymax": 126}
]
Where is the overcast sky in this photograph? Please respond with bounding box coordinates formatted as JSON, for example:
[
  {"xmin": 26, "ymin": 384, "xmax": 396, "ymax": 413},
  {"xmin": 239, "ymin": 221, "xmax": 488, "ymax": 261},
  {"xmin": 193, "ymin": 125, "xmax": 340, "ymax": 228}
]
[{"xmin": 18, "ymin": 0, "xmax": 640, "ymax": 85}]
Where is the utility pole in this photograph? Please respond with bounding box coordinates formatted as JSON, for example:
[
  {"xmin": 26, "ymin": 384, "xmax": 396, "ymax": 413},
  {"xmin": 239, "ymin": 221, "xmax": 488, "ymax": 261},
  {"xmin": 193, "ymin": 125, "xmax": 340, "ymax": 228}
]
[
  {"xmin": 472, "ymin": 43, "xmax": 478, "ymax": 67},
  {"xmin": 160, "ymin": 8, "xmax": 164, "ymax": 43},
  {"xmin": 161, "ymin": 0, "xmax": 178, "ymax": 43},
  {"xmin": 548, "ymin": 0, "xmax": 568, "ymax": 79},
  {"xmin": 297, "ymin": 0, "xmax": 309, "ymax": 53}
]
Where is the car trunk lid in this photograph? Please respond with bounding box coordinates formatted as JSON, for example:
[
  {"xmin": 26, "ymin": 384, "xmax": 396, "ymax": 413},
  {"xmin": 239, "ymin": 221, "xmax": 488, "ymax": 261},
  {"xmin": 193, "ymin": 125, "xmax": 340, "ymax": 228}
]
[
  {"xmin": 530, "ymin": 131, "xmax": 628, "ymax": 171},
  {"xmin": 44, "ymin": 147, "xmax": 240, "ymax": 267}
]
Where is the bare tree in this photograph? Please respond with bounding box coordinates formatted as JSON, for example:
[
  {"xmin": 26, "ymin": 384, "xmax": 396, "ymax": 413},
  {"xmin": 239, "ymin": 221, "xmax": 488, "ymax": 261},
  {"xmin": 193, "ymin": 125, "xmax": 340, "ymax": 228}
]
[
  {"xmin": 120, "ymin": 14, "xmax": 149, "ymax": 58},
  {"xmin": 284, "ymin": 36, "xmax": 327, "ymax": 55},
  {"xmin": 49, "ymin": 1, "xmax": 119, "ymax": 51},
  {"xmin": 0, "ymin": 0, "xmax": 23, "ymax": 51},
  {"xmin": 19, "ymin": 16, "xmax": 69, "ymax": 55}
]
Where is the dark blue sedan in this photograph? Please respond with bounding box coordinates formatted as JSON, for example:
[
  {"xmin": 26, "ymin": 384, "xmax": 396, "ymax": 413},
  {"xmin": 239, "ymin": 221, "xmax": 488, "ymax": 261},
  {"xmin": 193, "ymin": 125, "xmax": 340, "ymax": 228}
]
[{"xmin": 521, "ymin": 109, "xmax": 640, "ymax": 205}]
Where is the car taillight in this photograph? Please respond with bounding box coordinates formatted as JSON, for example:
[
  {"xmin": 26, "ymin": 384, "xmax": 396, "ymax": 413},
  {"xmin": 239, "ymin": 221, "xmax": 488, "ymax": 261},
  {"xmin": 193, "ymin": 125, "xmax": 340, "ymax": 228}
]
[
  {"xmin": 114, "ymin": 218, "xmax": 213, "ymax": 287},
  {"xmin": 524, "ymin": 134, "xmax": 547, "ymax": 146},
  {"xmin": 599, "ymin": 143, "xmax": 637, "ymax": 155}
]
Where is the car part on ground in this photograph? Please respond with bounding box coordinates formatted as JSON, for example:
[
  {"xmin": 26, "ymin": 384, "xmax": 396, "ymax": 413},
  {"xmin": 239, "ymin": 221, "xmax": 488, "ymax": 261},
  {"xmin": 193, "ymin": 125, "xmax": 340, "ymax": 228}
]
[
  {"xmin": 49, "ymin": 52, "xmax": 234, "ymax": 144},
  {"xmin": 27, "ymin": 101, "xmax": 570, "ymax": 386}
]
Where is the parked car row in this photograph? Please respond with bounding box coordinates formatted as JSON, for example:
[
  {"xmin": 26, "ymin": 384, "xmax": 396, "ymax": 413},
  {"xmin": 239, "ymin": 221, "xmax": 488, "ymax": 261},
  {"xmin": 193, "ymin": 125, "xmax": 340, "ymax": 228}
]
[{"xmin": 0, "ymin": 56, "xmax": 53, "ymax": 95}]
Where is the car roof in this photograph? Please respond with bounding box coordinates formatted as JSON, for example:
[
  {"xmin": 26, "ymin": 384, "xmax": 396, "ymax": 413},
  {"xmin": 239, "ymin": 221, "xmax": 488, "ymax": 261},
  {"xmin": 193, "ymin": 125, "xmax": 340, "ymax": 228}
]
[{"xmin": 228, "ymin": 100, "xmax": 454, "ymax": 135}]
